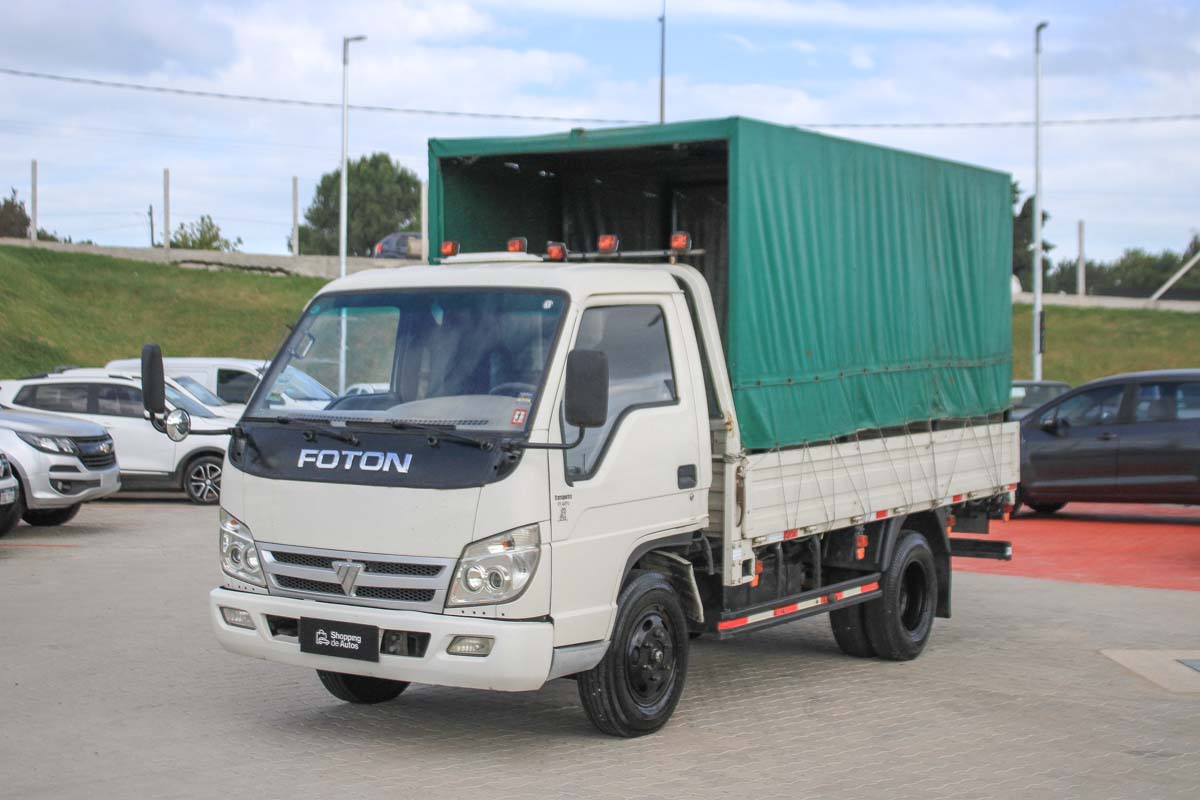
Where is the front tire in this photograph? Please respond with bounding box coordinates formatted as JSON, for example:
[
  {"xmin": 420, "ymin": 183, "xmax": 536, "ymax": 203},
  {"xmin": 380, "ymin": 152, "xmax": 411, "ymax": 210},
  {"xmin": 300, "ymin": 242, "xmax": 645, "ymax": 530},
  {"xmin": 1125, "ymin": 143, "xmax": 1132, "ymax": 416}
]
[
  {"xmin": 22, "ymin": 503, "xmax": 80, "ymax": 527},
  {"xmin": 577, "ymin": 572, "xmax": 690, "ymax": 738},
  {"xmin": 317, "ymin": 671, "xmax": 408, "ymax": 704},
  {"xmin": 184, "ymin": 455, "xmax": 222, "ymax": 505},
  {"xmin": 863, "ymin": 531, "xmax": 937, "ymax": 661}
]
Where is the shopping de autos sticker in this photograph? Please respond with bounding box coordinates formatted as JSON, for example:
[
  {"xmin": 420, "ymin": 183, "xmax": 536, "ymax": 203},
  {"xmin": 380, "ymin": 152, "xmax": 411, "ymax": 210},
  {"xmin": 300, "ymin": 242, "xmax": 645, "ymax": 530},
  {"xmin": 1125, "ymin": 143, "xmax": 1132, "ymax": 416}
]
[{"xmin": 511, "ymin": 408, "xmax": 527, "ymax": 425}]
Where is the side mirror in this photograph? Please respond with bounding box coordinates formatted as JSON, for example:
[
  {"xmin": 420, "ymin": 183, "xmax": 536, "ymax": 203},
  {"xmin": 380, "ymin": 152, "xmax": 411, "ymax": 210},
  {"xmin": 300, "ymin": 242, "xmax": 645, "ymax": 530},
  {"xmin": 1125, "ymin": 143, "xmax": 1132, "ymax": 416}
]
[
  {"xmin": 564, "ymin": 349, "xmax": 609, "ymax": 430},
  {"xmin": 164, "ymin": 408, "xmax": 192, "ymax": 442},
  {"xmin": 141, "ymin": 344, "xmax": 167, "ymax": 417},
  {"xmin": 1039, "ymin": 414, "xmax": 1059, "ymax": 433}
]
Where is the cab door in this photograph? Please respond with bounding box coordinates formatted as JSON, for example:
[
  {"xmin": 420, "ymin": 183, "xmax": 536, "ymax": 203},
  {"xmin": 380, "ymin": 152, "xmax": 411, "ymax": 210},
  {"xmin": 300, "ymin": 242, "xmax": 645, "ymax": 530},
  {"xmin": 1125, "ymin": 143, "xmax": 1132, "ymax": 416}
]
[{"xmin": 546, "ymin": 295, "xmax": 708, "ymax": 646}]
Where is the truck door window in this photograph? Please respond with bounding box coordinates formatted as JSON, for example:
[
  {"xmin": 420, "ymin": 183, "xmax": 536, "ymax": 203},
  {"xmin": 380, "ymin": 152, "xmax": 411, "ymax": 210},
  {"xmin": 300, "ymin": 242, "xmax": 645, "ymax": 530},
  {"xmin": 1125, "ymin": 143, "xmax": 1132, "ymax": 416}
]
[{"xmin": 564, "ymin": 305, "xmax": 677, "ymax": 480}]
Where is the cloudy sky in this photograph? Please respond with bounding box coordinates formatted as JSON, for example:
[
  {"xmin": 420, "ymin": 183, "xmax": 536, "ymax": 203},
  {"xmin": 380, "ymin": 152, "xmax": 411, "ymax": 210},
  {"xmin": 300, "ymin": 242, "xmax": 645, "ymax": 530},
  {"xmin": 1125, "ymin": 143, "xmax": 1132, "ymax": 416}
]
[{"xmin": 2, "ymin": 0, "xmax": 1197, "ymax": 265}]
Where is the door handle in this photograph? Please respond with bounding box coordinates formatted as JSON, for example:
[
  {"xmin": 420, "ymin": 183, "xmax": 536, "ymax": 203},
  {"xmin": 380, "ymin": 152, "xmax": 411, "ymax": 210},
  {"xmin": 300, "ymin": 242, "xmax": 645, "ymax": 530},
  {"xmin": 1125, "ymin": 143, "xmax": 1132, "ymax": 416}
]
[
  {"xmin": 677, "ymin": 464, "xmax": 698, "ymax": 490},
  {"xmin": 1097, "ymin": 432, "xmax": 1117, "ymax": 441}
]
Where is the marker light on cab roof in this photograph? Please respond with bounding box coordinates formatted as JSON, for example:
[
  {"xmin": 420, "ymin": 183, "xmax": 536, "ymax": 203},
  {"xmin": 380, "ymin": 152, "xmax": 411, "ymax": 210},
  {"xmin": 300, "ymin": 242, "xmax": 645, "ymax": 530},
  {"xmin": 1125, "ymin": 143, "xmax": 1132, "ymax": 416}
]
[
  {"xmin": 670, "ymin": 231, "xmax": 691, "ymax": 252},
  {"xmin": 507, "ymin": 237, "xmax": 528, "ymax": 253},
  {"xmin": 545, "ymin": 242, "xmax": 567, "ymax": 262},
  {"xmin": 597, "ymin": 234, "xmax": 620, "ymax": 254},
  {"xmin": 440, "ymin": 240, "xmax": 460, "ymax": 257}
]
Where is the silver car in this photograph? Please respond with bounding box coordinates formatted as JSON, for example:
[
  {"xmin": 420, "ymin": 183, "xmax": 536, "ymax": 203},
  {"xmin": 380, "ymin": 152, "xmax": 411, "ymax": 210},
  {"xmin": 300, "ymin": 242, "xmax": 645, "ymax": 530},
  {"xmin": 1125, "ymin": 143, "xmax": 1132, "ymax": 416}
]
[{"xmin": 0, "ymin": 409, "xmax": 121, "ymax": 532}]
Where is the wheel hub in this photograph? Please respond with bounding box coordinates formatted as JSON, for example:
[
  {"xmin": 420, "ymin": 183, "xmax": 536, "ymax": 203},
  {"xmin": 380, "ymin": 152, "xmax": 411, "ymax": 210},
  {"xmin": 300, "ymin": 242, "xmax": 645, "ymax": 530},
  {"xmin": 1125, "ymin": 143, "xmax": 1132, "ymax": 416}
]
[{"xmin": 625, "ymin": 608, "xmax": 676, "ymax": 706}]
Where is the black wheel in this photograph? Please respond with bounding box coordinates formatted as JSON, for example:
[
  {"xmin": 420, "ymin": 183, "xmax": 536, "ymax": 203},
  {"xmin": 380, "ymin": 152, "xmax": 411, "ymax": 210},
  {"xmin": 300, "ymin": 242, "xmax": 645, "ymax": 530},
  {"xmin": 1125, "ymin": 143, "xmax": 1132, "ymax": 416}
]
[
  {"xmin": 22, "ymin": 503, "xmax": 80, "ymax": 527},
  {"xmin": 830, "ymin": 602, "xmax": 876, "ymax": 658},
  {"xmin": 0, "ymin": 480, "xmax": 24, "ymax": 536},
  {"xmin": 184, "ymin": 455, "xmax": 223, "ymax": 505},
  {"xmin": 577, "ymin": 572, "xmax": 689, "ymax": 738},
  {"xmin": 1027, "ymin": 501, "xmax": 1065, "ymax": 515},
  {"xmin": 863, "ymin": 531, "xmax": 937, "ymax": 661},
  {"xmin": 317, "ymin": 670, "xmax": 408, "ymax": 704}
]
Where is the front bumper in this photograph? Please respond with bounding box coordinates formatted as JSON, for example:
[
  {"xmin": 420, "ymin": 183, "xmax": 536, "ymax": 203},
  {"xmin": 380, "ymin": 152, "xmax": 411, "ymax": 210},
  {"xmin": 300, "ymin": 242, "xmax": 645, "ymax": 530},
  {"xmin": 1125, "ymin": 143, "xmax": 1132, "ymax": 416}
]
[
  {"xmin": 210, "ymin": 588, "xmax": 555, "ymax": 692},
  {"xmin": 18, "ymin": 454, "xmax": 121, "ymax": 510}
]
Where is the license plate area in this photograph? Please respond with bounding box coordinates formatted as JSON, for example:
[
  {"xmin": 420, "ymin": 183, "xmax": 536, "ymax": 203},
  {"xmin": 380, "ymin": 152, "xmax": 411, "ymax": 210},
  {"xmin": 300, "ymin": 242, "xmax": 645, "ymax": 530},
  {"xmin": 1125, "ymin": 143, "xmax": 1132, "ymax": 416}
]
[{"xmin": 299, "ymin": 617, "xmax": 379, "ymax": 662}]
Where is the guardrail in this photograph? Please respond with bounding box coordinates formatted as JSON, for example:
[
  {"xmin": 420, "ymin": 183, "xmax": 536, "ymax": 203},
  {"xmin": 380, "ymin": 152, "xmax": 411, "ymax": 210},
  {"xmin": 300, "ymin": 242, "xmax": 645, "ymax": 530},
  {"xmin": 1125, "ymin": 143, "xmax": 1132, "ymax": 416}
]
[
  {"xmin": 0, "ymin": 237, "xmax": 418, "ymax": 280},
  {"xmin": 1013, "ymin": 291, "xmax": 1200, "ymax": 314}
]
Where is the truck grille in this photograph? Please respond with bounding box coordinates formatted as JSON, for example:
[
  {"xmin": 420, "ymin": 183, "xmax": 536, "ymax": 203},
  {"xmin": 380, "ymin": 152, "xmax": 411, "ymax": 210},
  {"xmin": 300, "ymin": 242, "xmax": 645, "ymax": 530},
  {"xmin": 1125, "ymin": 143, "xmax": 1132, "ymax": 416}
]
[
  {"xmin": 270, "ymin": 550, "xmax": 443, "ymax": 577},
  {"xmin": 259, "ymin": 542, "xmax": 454, "ymax": 611},
  {"xmin": 73, "ymin": 436, "xmax": 116, "ymax": 469}
]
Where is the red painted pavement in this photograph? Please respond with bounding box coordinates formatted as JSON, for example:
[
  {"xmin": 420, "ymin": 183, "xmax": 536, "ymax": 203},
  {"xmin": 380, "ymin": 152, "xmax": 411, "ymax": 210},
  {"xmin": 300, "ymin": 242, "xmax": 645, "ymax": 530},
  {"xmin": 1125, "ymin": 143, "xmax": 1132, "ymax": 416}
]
[{"xmin": 953, "ymin": 503, "xmax": 1200, "ymax": 592}]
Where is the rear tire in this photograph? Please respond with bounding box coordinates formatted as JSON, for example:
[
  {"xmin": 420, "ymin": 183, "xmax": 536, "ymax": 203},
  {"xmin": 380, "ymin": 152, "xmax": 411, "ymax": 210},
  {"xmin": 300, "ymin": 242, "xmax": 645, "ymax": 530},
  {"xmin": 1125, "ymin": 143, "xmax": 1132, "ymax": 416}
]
[
  {"xmin": 0, "ymin": 480, "xmax": 24, "ymax": 536},
  {"xmin": 184, "ymin": 455, "xmax": 223, "ymax": 505},
  {"xmin": 830, "ymin": 602, "xmax": 876, "ymax": 658},
  {"xmin": 577, "ymin": 571, "xmax": 689, "ymax": 738},
  {"xmin": 317, "ymin": 670, "xmax": 408, "ymax": 704},
  {"xmin": 863, "ymin": 531, "xmax": 937, "ymax": 661},
  {"xmin": 1027, "ymin": 501, "xmax": 1065, "ymax": 515},
  {"xmin": 22, "ymin": 503, "xmax": 80, "ymax": 527}
]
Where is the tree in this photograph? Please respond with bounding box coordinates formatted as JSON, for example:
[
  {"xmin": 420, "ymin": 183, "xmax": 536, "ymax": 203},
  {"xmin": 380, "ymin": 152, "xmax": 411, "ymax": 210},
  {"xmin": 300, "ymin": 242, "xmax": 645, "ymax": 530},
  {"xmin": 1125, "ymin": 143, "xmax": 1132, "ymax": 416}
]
[
  {"xmin": 0, "ymin": 188, "xmax": 31, "ymax": 238},
  {"xmin": 298, "ymin": 153, "xmax": 420, "ymax": 256},
  {"xmin": 170, "ymin": 215, "xmax": 242, "ymax": 252},
  {"xmin": 1011, "ymin": 181, "xmax": 1053, "ymax": 290}
]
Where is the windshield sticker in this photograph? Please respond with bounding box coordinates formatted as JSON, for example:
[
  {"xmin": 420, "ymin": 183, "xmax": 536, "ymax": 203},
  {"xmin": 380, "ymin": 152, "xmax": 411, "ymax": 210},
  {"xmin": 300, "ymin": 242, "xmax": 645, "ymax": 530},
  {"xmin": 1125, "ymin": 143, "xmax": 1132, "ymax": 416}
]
[{"xmin": 511, "ymin": 409, "xmax": 527, "ymax": 426}]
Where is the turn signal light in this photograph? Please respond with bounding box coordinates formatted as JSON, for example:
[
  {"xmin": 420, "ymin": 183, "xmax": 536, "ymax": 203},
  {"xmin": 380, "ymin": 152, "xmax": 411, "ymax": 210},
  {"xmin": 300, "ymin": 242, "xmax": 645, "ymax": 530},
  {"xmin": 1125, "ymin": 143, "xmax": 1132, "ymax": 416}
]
[
  {"xmin": 440, "ymin": 240, "xmax": 460, "ymax": 257},
  {"xmin": 670, "ymin": 231, "xmax": 691, "ymax": 252},
  {"xmin": 597, "ymin": 234, "xmax": 620, "ymax": 254},
  {"xmin": 546, "ymin": 242, "xmax": 567, "ymax": 262},
  {"xmin": 507, "ymin": 237, "xmax": 528, "ymax": 253}
]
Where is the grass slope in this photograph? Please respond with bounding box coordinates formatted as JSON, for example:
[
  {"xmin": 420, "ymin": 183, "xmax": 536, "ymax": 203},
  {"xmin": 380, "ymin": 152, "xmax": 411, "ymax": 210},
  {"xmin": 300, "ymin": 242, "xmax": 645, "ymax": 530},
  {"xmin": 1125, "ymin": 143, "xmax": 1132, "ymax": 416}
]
[
  {"xmin": 1, "ymin": 247, "xmax": 1196, "ymax": 386},
  {"xmin": 0, "ymin": 246, "xmax": 324, "ymax": 378},
  {"xmin": 1012, "ymin": 303, "xmax": 1200, "ymax": 385}
]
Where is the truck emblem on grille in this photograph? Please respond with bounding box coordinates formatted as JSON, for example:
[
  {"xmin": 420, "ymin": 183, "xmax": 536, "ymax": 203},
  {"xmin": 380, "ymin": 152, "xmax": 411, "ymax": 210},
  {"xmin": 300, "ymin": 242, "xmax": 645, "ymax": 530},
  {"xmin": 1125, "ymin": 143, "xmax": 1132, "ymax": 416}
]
[
  {"xmin": 332, "ymin": 560, "xmax": 365, "ymax": 594},
  {"xmin": 297, "ymin": 449, "xmax": 412, "ymax": 473}
]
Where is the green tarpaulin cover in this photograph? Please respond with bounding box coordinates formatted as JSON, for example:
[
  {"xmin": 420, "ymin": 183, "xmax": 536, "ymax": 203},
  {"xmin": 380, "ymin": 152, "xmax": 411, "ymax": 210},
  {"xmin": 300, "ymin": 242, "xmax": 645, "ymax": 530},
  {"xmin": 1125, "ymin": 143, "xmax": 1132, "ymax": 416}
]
[{"xmin": 429, "ymin": 117, "xmax": 1012, "ymax": 450}]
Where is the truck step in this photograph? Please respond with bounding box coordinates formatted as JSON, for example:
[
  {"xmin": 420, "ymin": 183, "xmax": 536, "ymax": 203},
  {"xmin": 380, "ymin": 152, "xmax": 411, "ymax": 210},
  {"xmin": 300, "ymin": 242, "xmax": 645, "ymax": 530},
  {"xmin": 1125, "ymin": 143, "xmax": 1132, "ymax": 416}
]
[
  {"xmin": 715, "ymin": 574, "xmax": 882, "ymax": 639},
  {"xmin": 950, "ymin": 537, "xmax": 1013, "ymax": 561}
]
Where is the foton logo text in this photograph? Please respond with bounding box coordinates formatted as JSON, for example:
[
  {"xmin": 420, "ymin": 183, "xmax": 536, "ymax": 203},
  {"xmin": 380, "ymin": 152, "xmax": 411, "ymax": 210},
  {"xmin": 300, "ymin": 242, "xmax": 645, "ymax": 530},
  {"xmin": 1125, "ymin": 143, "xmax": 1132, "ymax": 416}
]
[{"xmin": 297, "ymin": 449, "xmax": 413, "ymax": 473}]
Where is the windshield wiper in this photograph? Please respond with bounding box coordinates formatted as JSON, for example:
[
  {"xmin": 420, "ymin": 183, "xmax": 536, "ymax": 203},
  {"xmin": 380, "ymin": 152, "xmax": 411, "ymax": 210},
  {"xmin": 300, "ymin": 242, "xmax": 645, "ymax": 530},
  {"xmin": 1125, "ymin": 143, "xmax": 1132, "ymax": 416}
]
[
  {"xmin": 242, "ymin": 415, "xmax": 360, "ymax": 446},
  {"xmin": 382, "ymin": 420, "xmax": 495, "ymax": 451}
]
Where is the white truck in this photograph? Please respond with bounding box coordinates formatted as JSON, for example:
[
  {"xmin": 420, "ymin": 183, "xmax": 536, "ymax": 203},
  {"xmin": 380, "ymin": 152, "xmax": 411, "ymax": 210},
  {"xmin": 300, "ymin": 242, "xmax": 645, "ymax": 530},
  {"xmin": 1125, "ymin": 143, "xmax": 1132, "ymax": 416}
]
[{"xmin": 141, "ymin": 117, "xmax": 1018, "ymax": 737}]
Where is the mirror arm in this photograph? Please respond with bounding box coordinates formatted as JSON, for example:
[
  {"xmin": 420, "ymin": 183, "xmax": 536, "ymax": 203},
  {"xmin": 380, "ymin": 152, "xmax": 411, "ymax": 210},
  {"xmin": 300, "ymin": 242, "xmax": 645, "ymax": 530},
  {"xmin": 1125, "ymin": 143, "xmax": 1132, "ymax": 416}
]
[
  {"xmin": 506, "ymin": 427, "xmax": 586, "ymax": 451},
  {"xmin": 187, "ymin": 427, "xmax": 236, "ymax": 437}
]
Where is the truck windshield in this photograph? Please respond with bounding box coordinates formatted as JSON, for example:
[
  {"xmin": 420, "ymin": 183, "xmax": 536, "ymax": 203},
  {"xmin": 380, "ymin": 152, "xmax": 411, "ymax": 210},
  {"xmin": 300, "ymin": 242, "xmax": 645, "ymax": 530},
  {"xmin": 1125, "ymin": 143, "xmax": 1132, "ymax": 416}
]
[{"xmin": 249, "ymin": 289, "xmax": 567, "ymax": 432}]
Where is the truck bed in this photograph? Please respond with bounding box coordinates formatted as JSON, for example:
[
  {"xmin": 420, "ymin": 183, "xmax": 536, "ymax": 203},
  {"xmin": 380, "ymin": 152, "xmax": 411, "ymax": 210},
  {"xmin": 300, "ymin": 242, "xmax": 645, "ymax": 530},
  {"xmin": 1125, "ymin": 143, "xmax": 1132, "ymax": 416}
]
[{"xmin": 710, "ymin": 422, "xmax": 1018, "ymax": 580}]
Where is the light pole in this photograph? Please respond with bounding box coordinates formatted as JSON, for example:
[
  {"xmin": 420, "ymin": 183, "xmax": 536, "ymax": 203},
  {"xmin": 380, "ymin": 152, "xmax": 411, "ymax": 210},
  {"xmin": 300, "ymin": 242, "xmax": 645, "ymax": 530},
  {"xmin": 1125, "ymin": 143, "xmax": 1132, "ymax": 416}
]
[
  {"xmin": 1032, "ymin": 21, "xmax": 1048, "ymax": 381},
  {"xmin": 658, "ymin": 2, "xmax": 666, "ymax": 124},
  {"xmin": 339, "ymin": 34, "xmax": 366, "ymax": 394}
]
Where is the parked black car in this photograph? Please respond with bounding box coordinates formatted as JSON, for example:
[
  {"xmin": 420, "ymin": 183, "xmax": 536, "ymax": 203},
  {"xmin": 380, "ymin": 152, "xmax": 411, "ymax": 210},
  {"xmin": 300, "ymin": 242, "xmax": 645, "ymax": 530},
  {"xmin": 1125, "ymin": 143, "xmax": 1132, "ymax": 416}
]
[
  {"xmin": 1010, "ymin": 379, "xmax": 1070, "ymax": 420},
  {"xmin": 1018, "ymin": 369, "xmax": 1200, "ymax": 513},
  {"xmin": 372, "ymin": 231, "xmax": 422, "ymax": 259}
]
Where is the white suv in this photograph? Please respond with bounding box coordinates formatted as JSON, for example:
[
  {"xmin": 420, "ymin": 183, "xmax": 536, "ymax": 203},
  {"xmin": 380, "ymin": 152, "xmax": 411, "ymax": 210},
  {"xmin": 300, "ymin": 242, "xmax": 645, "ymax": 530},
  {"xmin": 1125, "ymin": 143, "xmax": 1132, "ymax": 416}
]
[{"xmin": 0, "ymin": 373, "xmax": 228, "ymax": 505}]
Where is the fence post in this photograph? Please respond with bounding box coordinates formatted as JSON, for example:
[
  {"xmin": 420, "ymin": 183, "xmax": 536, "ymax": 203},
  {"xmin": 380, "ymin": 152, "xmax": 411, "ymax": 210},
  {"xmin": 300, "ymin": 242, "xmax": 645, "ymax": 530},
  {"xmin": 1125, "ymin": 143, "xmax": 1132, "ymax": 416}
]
[
  {"xmin": 1076, "ymin": 220, "xmax": 1085, "ymax": 296},
  {"xmin": 163, "ymin": 168, "xmax": 171, "ymax": 255},
  {"xmin": 29, "ymin": 159, "xmax": 38, "ymax": 241},
  {"xmin": 292, "ymin": 176, "xmax": 300, "ymax": 256}
]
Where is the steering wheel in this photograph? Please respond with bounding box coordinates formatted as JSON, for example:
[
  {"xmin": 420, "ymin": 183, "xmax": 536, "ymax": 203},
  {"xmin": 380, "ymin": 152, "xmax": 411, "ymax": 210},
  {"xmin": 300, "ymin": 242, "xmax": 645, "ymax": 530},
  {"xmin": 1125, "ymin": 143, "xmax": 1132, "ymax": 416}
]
[{"xmin": 488, "ymin": 382, "xmax": 537, "ymax": 397}]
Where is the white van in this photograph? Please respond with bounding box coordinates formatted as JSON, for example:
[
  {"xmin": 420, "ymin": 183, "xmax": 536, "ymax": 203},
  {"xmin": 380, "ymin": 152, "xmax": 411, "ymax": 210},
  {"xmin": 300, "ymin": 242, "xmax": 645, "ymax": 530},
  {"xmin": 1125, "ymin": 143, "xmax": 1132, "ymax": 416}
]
[{"xmin": 106, "ymin": 357, "xmax": 335, "ymax": 411}]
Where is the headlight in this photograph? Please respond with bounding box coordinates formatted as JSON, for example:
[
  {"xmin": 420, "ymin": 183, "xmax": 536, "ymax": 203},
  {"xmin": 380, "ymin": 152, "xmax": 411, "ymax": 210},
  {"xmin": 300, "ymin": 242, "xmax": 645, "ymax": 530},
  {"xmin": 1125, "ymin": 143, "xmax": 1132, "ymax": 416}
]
[
  {"xmin": 447, "ymin": 524, "xmax": 541, "ymax": 607},
  {"xmin": 219, "ymin": 508, "xmax": 265, "ymax": 588},
  {"xmin": 0, "ymin": 454, "xmax": 9, "ymax": 480},
  {"xmin": 16, "ymin": 432, "xmax": 78, "ymax": 455}
]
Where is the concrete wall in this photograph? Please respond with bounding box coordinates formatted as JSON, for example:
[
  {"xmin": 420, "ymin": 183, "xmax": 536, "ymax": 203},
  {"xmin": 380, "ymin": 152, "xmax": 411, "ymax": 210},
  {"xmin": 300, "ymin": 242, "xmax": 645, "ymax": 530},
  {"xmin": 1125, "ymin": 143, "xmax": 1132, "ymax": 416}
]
[
  {"xmin": 1013, "ymin": 291, "xmax": 1200, "ymax": 314},
  {"xmin": 0, "ymin": 237, "xmax": 419, "ymax": 280}
]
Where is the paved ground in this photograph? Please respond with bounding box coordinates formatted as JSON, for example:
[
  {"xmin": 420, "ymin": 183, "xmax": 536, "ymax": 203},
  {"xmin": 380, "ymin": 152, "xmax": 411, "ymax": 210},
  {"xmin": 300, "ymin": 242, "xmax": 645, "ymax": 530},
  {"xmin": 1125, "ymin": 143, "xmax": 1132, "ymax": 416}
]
[{"xmin": 1, "ymin": 500, "xmax": 1198, "ymax": 800}]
